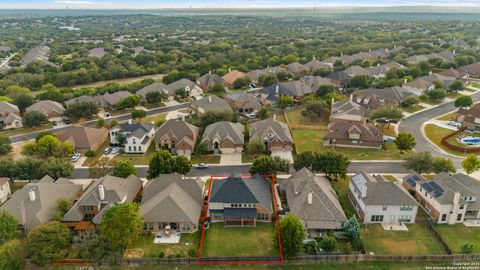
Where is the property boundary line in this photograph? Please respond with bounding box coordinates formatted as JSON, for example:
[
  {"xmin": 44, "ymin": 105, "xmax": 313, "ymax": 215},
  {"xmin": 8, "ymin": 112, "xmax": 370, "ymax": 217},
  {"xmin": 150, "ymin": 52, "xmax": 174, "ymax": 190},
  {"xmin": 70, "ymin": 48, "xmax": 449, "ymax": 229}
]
[{"xmin": 197, "ymin": 174, "xmax": 284, "ymax": 265}]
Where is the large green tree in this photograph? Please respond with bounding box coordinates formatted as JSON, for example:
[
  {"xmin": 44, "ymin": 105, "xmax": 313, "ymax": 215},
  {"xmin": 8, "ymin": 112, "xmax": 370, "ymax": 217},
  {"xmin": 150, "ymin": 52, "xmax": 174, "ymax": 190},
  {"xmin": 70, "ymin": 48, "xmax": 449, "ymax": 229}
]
[
  {"xmin": 0, "ymin": 240, "xmax": 25, "ymax": 270},
  {"xmin": 100, "ymin": 202, "xmax": 143, "ymax": 248},
  {"xmin": 22, "ymin": 111, "xmax": 48, "ymax": 128},
  {"xmin": 112, "ymin": 160, "xmax": 137, "ymax": 178},
  {"xmin": 27, "ymin": 221, "xmax": 71, "ymax": 266},
  {"xmin": 462, "ymin": 154, "xmax": 480, "ymax": 174},
  {"xmin": 0, "ymin": 210, "xmax": 18, "ymax": 245},
  {"xmin": 395, "ymin": 132, "xmax": 416, "ymax": 153},
  {"xmin": 249, "ymin": 155, "xmax": 289, "ymax": 175},
  {"xmin": 0, "ymin": 136, "xmax": 12, "ymax": 155},
  {"xmin": 275, "ymin": 213, "xmax": 305, "ymax": 259},
  {"xmin": 454, "ymin": 96, "xmax": 473, "ymax": 108}
]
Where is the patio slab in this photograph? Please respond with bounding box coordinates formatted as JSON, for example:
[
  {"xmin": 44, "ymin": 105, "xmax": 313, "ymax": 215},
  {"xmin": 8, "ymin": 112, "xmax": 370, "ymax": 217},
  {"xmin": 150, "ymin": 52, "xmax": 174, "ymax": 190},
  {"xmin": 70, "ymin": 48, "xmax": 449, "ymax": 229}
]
[{"xmin": 381, "ymin": 223, "xmax": 409, "ymax": 231}]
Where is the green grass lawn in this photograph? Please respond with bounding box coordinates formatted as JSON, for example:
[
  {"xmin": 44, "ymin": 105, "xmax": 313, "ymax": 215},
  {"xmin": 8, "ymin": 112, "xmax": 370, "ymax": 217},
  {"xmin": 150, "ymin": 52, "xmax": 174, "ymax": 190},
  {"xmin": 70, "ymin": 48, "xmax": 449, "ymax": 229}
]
[
  {"xmin": 200, "ymin": 222, "xmax": 278, "ymax": 257},
  {"xmin": 111, "ymin": 143, "xmax": 158, "ymax": 165},
  {"xmin": 382, "ymin": 175, "xmax": 397, "ymax": 182},
  {"xmin": 424, "ymin": 124, "xmax": 467, "ymax": 157},
  {"xmin": 377, "ymin": 124, "xmax": 397, "ymax": 137},
  {"xmin": 403, "ymin": 104, "xmax": 425, "ymax": 114},
  {"xmin": 446, "ymin": 92, "xmax": 463, "ymax": 99},
  {"xmin": 361, "ymin": 224, "xmax": 446, "ymax": 255},
  {"xmin": 0, "ymin": 123, "xmax": 52, "ymax": 137},
  {"xmin": 286, "ymin": 107, "xmax": 329, "ymax": 127},
  {"xmin": 435, "ymin": 224, "xmax": 480, "ymax": 254},
  {"xmin": 291, "ymin": 129, "xmax": 404, "ymax": 160},
  {"xmin": 128, "ymin": 231, "xmax": 200, "ymax": 258},
  {"xmin": 191, "ymin": 155, "xmax": 220, "ymax": 164},
  {"xmin": 241, "ymin": 152, "xmax": 255, "ymax": 163},
  {"xmin": 81, "ymin": 139, "xmax": 111, "ymax": 167},
  {"xmin": 331, "ymin": 177, "xmax": 356, "ymax": 219},
  {"xmin": 275, "ymin": 112, "xmax": 287, "ymax": 124},
  {"xmin": 436, "ymin": 112, "xmax": 457, "ymax": 121},
  {"xmin": 469, "ymin": 81, "xmax": 480, "ymax": 88},
  {"xmin": 140, "ymin": 113, "xmax": 166, "ymax": 125}
]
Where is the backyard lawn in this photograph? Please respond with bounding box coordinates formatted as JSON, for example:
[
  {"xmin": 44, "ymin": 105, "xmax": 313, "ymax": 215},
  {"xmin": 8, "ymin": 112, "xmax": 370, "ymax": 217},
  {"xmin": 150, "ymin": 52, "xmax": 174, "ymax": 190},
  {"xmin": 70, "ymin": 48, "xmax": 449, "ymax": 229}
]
[
  {"xmin": 424, "ymin": 124, "xmax": 467, "ymax": 156},
  {"xmin": 435, "ymin": 224, "xmax": 480, "ymax": 254},
  {"xmin": 291, "ymin": 129, "xmax": 404, "ymax": 160},
  {"xmin": 275, "ymin": 112, "xmax": 287, "ymax": 124},
  {"xmin": 127, "ymin": 231, "xmax": 200, "ymax": 258},
  {"xmin": 200, "ymin": 223, "xmax": 278, "ymax": 257},
  {"xmin": 361, "ymin": 224, "xmax": 446, "ymax": 255},
  {"xmin": 377, "ymin": 124, "xmax": 397, "ymax": 137},
  {"xmin": 330, "ymin": 177, "xmax": 356, "ymax": 219},
  {"xmin": 286, "ymin": 107, "xmax": 329, "ymax": 127}
]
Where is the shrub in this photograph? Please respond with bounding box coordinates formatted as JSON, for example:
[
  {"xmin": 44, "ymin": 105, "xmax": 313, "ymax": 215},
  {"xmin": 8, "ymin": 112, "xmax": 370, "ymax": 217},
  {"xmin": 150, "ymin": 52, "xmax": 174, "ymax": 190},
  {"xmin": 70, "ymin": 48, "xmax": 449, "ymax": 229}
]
[{"xmin": 85, "ymin": 150, "xmax": 96, "ymax": 157}]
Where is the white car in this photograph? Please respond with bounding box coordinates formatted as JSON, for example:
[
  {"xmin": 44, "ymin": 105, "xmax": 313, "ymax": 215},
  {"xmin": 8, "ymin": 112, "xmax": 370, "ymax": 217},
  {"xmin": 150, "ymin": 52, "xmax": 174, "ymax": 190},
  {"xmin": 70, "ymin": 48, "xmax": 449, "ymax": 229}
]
[
  {"xmin": 103, "ymin": 112, "xmax": 110, "ymax": 117},
  {"xmin": 447, "ymin": 121, "xmax": 461, "ymax": 127},
  {"xmin": 111, "ymin": 147, "xmax": 120, "ymax": 154},
  {"xmin": 71, "ymin": 153, "xmax": 81, "ymax": 162}
]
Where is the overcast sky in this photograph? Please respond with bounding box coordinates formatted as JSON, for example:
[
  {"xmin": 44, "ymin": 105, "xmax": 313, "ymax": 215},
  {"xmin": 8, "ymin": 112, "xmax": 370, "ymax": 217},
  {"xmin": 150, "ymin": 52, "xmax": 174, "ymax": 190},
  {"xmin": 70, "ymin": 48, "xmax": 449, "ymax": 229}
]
[{"xmin": 0, "ymin": 0, "xmax": 478, "ymax": 9}]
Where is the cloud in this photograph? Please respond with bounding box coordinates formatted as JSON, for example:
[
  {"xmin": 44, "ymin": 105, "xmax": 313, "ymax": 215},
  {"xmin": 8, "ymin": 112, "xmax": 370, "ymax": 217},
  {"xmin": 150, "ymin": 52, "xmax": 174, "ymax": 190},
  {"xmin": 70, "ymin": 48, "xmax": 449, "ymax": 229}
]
[{"xmin": 55, "ymin": 0, "xmax": 93, "ymax": 4}]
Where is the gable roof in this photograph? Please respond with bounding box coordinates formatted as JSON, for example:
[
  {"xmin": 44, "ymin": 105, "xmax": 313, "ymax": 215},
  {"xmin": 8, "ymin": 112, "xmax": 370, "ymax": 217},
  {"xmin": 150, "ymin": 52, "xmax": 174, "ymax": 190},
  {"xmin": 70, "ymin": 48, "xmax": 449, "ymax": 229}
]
[
  {"xmin": 285, "ymin": 168, "xmax": 347, "ymax": 229},
  {"xmin": 201, "ymin": 121, "xmax": 244, "ymax": 145},
  {"xmin": 141, "ymin": 174, "xmax": 203, "ymax": 223},
  {"xmin": 101, "ymin": 91, "xmax": 132, "ymax": 106},
  {"xmin": 459, "ymin": 62, "xmax": 480, "ymax": 76},
  {"xmin": 286, "ymin": 62, "xmax": 309, "ymax": 74},
  {"xmin": 210, "ymin": 173, "xmax": 272, "ymax": 212},
  {"xmin": 305, "ymin": 59, "xmax": 331, "ymax": 70},
  {"xmin": 246, "ymin": 69, "xmax": 268, "ymax": 82},
  {"xmin": 344, "ymin": 65, "xmax": 369, "ymax": 77},
  {"xmin": 330, "ymin": 100, "xmax": 367, "ymax": 123},
  {"xmin": 26, "ymin": 100, "xmax": 65, "ymax": 116},
  {"xmin": 222, "ymin": 70, "xmax": 246, "ymax": 86},
  {"xmin": 197, "ymin": 73, "xmax": 224, "ymax": 88},
  {"xmin": 65, "ymin": 95, "xmax": 102, "ymax": 107},
  {"xmin": 62, "ymin": 175, "xmax": 143, "ymax": 224},
  {"xmin": 57, "ymin": 126, "xmax": 108, "ymax": 149},
  {"xmin": 326, "ymin": 71, "xmax": 352, "ymax": 83},
  {"xmin": 166, "ymin": 78, "xmax": 199, "ymax": 94},
  {"xmin": 0, "ymin": 102, "xmax": 19, "ymax": 114},
  {"xmin": 224, "ymin": 91, "xmax": 261, "ymax": 110},
  {"xmin": 438, "ymin": 68, "xmax": 467, "ymax": 78},
  {"xmin": 262, "ymin": 81, "xmax": 313, "ymax": 98},
  {"xmin": 1, "ymin": 176, "xmax": 83, "ymax": 232},
  {"xmin": 324, "ymin": 122, "xmax": 382, "ymax": 143},
  {"xmin": 155, "ymin": 119, "xmax": 198, "ymax": 143},
  {"xmin": 137, "ymin": 82, "xmax": 168, "ymax": 99},
  {"xmin": 250, "ymin": 118, "xmax": 293, "ymax": 144},
  {"xmin": 115, "ymin": 123, "xmax": 155, "ymax": 140},
  {"xmin": 191, "ymin": 95, "xmax": 232, "ymax": 112}
]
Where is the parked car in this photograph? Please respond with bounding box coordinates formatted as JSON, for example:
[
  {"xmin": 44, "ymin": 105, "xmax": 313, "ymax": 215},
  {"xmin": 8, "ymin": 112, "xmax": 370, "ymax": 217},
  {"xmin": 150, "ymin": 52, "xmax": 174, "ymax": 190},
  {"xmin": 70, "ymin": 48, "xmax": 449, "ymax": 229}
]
[
  {"xmin": 103, "ymin": 147, "xmax": 111, "ymax": 155},
  {"xmin": 63, "ymin": 118, "xmax": 71, "ymax": 125},
  {"xmin": 447, "ymin": 121, "xmax": 461, "ymax": 128},
  {"xmin": 71, "ymin": 153, "xmax": 81, "ymax": 162},
  {"xmin": 52, "ymin": 121, "xmax": 58, "ymax": 126},
  {"xmin": 111, "ymin": 147, "xmax": 120, "ymax": 154},
  {"xmin": 384, "ymin": 137, "xmax": 395, "ymax": 143},
  {"xmin": 195, "ymin": 163, "xmax": 209, "ymax": 169},
  {"xmin": 103, "ymin": 112, "xmax": 110, "ymax": 117}
]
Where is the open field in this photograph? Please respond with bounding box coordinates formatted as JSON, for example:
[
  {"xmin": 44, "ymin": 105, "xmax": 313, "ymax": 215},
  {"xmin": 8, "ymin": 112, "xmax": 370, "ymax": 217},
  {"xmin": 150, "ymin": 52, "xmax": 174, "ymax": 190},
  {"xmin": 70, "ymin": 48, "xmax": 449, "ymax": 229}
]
[
  {"xmin": 361, "ymin": 224, "xmax": 446, "ymax": 255},
  {"xmin": 72, "ymin": 73, "xmax": 164, "ymax": 89},
  {"xmin": 435, "ymin": 224, "xmax": 480, "ymax": 254},
  {"xmin": 200, "ymin": 223, "xmax": 278, "ymax": 257},
  {"xmin": 292, "ymin": 129, "xmax": 404, "ymax": 160}
]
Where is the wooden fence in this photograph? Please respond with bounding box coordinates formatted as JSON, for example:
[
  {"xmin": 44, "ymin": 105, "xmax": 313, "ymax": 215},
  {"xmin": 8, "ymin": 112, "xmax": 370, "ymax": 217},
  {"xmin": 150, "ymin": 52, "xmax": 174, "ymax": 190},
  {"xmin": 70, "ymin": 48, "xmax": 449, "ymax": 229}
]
[{"xmin": 441, "ymin": 127, "xmax": 480, "ymax": 153}]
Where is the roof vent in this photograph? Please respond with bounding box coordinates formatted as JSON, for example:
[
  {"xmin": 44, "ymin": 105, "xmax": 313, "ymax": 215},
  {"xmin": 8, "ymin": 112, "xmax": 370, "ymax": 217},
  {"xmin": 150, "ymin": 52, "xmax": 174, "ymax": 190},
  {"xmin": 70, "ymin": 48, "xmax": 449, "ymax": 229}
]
[
  {"xmin": 307, "ymin": 192, "xmax": 313, "ymax": 205},
  {"xmin": 99, "ymin": 184, "xmax": 105, "ymax": 201},
  {"xmin": 28, "ymin": 189, "xmax": 36, "ymax": 202}
]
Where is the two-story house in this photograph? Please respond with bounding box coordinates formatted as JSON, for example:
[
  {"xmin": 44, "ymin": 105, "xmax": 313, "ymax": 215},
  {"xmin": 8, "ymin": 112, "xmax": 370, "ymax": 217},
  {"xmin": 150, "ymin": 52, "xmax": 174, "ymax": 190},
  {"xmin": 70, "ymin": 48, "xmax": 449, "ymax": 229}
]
[
  {"xmin": 208, "ymin": 174, "xmax": 273, "ymax": 227},
  {"xmin": 0, "ymin": 102, "xmax": 22, "ymax": 129},
  {"xmin": 62, "ymin": 175, "xmax": 143, "ymax": 232},
  {"xmin": 411, "ymin": 173, "xmax": 480, "ymax": 225},
  {"xmin": 456, "ymin": 103, "xmax": 480, "ymax": 132},
  {"xmin": 323, "ymin": 121, "xmax": 383, "ymax": 149},
  {"xmin": 109, "ymin": 123, "xmax": 156, "ymax": 154},
  {"xmin": 155, "ymin": 119, "xmax": 199, "ymax": 158},
  {"xmin": 348, "ymin": 172, "xmax": 418, "ymax": 224}
]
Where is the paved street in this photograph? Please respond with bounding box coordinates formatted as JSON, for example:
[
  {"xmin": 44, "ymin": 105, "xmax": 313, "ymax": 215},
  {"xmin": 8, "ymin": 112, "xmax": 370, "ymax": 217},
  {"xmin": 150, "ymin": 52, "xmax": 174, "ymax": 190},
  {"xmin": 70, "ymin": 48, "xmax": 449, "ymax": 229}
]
[
  {"xmin": 68, "ymin": 161, "xmax": 410, "ymax": 179},
  {"xmin": 399, "ymin": 90, "xmax": 480, "ymax": 167},
  {"xmin": 9, "ymin": 103, "xmax": 188, "ymax": 143}
]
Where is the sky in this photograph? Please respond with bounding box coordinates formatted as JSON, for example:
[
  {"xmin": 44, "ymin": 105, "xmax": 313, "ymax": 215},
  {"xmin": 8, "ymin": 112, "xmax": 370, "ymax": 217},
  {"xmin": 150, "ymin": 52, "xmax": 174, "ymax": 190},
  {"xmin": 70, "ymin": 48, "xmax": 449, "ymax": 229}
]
[{"xmin": 0, "ymin": 0, "xmax": 479, "ymax": 9}]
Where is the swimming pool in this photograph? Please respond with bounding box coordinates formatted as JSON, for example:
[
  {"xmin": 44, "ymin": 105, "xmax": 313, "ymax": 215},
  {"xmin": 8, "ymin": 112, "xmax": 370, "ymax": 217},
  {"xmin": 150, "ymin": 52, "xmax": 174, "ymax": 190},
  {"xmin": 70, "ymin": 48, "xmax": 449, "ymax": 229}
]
[{"xmin": 461, "ymin": 137, "xmax": 480, "ymax": 145}]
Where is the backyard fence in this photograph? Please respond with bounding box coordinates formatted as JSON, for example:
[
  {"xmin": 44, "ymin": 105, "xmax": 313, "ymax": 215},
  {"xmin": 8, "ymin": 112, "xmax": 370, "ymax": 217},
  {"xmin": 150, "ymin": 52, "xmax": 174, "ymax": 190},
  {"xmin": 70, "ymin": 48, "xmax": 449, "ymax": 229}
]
[
  {"xmin": 441, "ymin": 127, "xmax": 480, "ymax": 153},
  {"xmin": 49, "ymin": 254, "xmax": 480, "ymax": 266}
]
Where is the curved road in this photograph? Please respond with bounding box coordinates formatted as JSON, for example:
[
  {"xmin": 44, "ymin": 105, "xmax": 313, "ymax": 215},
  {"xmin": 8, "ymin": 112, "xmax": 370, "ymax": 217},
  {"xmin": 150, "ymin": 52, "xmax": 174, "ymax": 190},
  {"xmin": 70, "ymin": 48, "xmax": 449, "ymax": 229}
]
[
  {"xmin": 399, "ymin": 90, "xmax": 480, "ymax": 166},
  {"xmin": 9, "ymin": 103, "xmax": 188, "ymax": 143}
]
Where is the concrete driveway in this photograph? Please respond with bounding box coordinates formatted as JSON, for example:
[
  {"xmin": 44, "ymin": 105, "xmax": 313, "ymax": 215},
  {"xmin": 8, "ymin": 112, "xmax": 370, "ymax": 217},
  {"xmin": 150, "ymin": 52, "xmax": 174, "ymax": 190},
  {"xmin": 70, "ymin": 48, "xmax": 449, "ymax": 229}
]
[
  {"xmin": 271, "ymin": 150, "xmax": 294, "ymax": 163},
  {"xmin": 220, "ymin": 153, "xmax": 242, "ymax": 165}
]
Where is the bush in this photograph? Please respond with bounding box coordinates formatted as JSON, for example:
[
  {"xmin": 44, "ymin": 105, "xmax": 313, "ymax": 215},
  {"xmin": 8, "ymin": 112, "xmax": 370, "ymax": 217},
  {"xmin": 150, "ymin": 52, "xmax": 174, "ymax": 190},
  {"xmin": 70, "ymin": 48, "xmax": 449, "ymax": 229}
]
[
  {"xmin": 188, "ymin": 248, "xmax": 197, "ymax": 257},
  {"xmin": 320, "ymin": 236, "xmax": 337, "ymax": 252},
  {"xmin": 85, "ymin": 150, "xmax": 96, "ymax": 157}
]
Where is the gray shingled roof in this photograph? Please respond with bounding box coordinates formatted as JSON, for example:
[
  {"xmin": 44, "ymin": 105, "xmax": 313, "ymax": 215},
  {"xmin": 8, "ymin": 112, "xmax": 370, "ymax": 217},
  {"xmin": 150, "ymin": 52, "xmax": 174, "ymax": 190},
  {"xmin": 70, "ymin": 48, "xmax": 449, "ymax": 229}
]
[
  {"xmin": 284, "ymin": 168, "xmax": 347, "ymax": 230},
  {"xmin": 101, "ymin": 91, "xmax": 132, "ymax": 106},
  {"xmin": 249, "ymin": 118, "xmax": 293, "ymax": 145},
  {"xmin": 155, "ymin": 119, "xmax": 198, "ymax": 143},
  {"xmin": 141, "ymin": 174, "xmax": 203, "ymax": 223},
  {"xmin": 116, "ymin": 123, "xmax": 155, "ymax": 140},
  {"xmin": 26, "ymin": 100, "xmax": 65, "ymax": 116},
  {"xmin": 191, "ymin": 95, "xmax": 232, "ymax": 113},
  {"xmin": 1, "ymin": 175, "xmax": 82, "ymax": 232},
  {"xmin": 201, "ymin": 121, "xmax": 244, "ymax": 146},
  {"xmin": 210, "ymin": 174, "xmax": 272, "ymax": 212},
  {"xmin": 137, "ymin": 82, "xmax": 168, "ymax": 99},
  {"xmin": 330, "ymin": 100, "xmax": 367, "ymax": 122},
  {"xmin": 0, "ymin": 102, "xmax": 19, "ymax": 114}
]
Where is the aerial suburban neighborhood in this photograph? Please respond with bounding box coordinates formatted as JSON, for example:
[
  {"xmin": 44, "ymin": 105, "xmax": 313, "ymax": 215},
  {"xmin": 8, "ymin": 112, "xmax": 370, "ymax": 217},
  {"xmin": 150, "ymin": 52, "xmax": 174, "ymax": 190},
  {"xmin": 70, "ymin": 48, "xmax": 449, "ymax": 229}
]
[{"xmin": 0, "ymin": 4, "xmax": 480, "ymax": 270}]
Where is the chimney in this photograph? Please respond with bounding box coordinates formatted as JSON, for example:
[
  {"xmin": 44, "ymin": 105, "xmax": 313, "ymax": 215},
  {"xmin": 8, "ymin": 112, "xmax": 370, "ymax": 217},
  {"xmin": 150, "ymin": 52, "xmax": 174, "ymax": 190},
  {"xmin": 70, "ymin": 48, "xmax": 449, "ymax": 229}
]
[
  {"xmin": 340, "ymin": 52, "xmax": 343, "ymax": 56},
  {"xmin": 28, "ymin": 189, "xmax": 36, "ymax": 202},
  {"xmin": 368, "ymin": 48, "xmax": 371, "ymax": 52},
  {"xmin": 331, "ymin": 97, "xmax": 335, "ymax": 105},
  {"xmin": 275, "ymin": 85, "xmax": 279, "ymax": 95},
  {"xmin": 208, "ymin": 70, "xmax": 211, "ymax": 75},
  {"xmin": 128, "ymin": 119, "xmax": 132, "ymax": 124},
  {"xmin": 429, "ymin": 70, "xmax": 432, "ymax": 75},
  {"xmin": 99, "ymin": 184, "xmax": 105, "ymax": 201},
  {"xmin": 349, "ymin": 94, "xmax": 353, "ymax": 102},
  {"xmin": 453, "ymin": 49, "xmax": 456, "ymax": 55},
  {"xmin": 182, "ymin": 114, "xmax": 186, "ymax": 121},
  {"xmin": 150, "ymin": 121, "xmax": 155, "ymax": 125},
  {"xmin": 377, "ymin": 63, "xmax": 380, "ymax": 66},
  {"xmin": 208, "ymin": 95, "xmax": 212, "ymax": 103},
  {"xmin": 307, "ymin": 192, "xmax": 313, "ymax": 205},
  {"xmin": 273, "ymin": 114, "xmax": 277, "ymax": 121},
  {"xmin": 394, "ymin": 45, "xmax": 397, "ymax": 48}
]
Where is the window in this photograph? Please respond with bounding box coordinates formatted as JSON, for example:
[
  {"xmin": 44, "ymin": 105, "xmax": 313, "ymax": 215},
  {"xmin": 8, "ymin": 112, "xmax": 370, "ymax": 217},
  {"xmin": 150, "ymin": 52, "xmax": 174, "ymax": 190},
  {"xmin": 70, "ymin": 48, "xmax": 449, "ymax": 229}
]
[
  {"xmin": 459, "ymin": 205, "xmax": 465, "ymax": 210},
  {"xmin": 133, "ymin": 146, "xmax": 137, "ymax": 151},
  {"xmin": 371, "ymin": 215, "xmax": 384, "ymax": 222},
  {"xmin": 457, "ymin": 214, "xmax": 463, "ymax": 221},
  {"xmin": 138, "ymin": 146, "xmax": 142, "ymax": 152},
  {"xmin": 441, "ymin": 214, "xmax": 447, "ymax": 221},
  {"xmin": 82, "ymin": 206, "xmax": 93, "ymax": 211},
  {"xmin": 148, "ymin": 223, "xmax": 154, "ymax": 230},
  {"xmin": 400, "ymin": 205, "xmax": 413, "ymax": 211},
  {"xmin": 214, "ymin": 213, "xmax": 222, "ymax": 219},
  {"xmin": 398, "ymin": 216, "xmax": 411, "ymax": 223},
  {"xmin": 382, "ymin": 205, "xmax": 387, "ymax": 211},
  {"xmin": 128, "ymin": 146, "xmax": 132, "ymax": 152},
  {"xmin": 352, "ymin": 140, "xmax": 358, "ymax": 144},
  {"xmin": 132, "ymin": 139, "xmax": 136, "ymax": 144}
]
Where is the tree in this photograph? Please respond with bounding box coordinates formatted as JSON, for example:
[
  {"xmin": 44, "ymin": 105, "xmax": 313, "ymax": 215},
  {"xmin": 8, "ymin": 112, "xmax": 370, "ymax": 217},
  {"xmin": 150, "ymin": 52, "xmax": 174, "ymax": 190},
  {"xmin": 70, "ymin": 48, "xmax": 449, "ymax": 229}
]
[
  {"xmin": 41, "ymin": 158, "xmax": 74, "ymax": 179},
  {"xmin": 232, "ymin": 76, "xmax": 250, "ymax": 89},
  {"xmin": 53, "ymin": 198, "xmax": 73, "ymax": 221},
  {"xmin": 249, "ymin": 155, "xmax": 289, "ymax": 175},
  {"xmin": 316, "ymin": 151, "xmax": 350, "ymax": 179},
  {"xmin": 27, "ymin": 221, "xmax": 71, "ymax": 266},
  {"xmin": 16, "ymin": 158, "xmax": 47, "ymax": 180},
  {"xmin": 175, "ymin": 88, "xmax": 188, "ymax": 99},
  {"xmin": 0, "ymin": 157, "xmax": 17, "ymax": 179},
  {"xmin": 174, "ymin": 156, "xmax": 192, "ymax": 175},
  {"xmin": 370, "ymin": 106, "xmax": 403, "ymax": 125},
  {"xmin": 404, "ymin": 151, "xmax": 435, "ymax": 174},
  {"xmin": 22, "ymin": 135, "xmax": 73, "ymax": 159},
  {"xmin": 0, "ymin": 210, "xmax": 18, "ymax": 245},
  {"xmin": 432, "ymin": 157, "xmax": 456, "ymax": 174},
  {"xmin": 427, "ymin": 89, "xmax": 446, "ymax": 102},
  {"xmin": 100, "ymin": 203, "xmax": 143, "ymax": 248},
  {"xmin": 147, "ymin": 150, "xmax": 178, "ymax": 179},
  {"xmin": 462, "ymin": 154, "xmax": 480, "ymax": 174},
  {"xmin": 256, "ymin": 107, "xmax": 269, "ymax": 120},
  {"xmin": 278, "ymin": 95, "xmax": 293, "ymax": 109},
  {"xmin": 23, "ymin": 111, "xmax": 48, "ymax": 128},
  {"xmin": 65, "ymin": 102, "xmax": 98, "ymax": 119},
  {"xmin": 35, "ymin": 131, "xmax": 52, "ymax": 142},
  {"xmin": 195, "ymin": 110, "xmax": 237, "ymax": 129},
  {"xmin": 258, "ymin": 74, "xmax": 277, "ymax": 86},
  {"xmin": 89, "ymin": 156, "xmax": 115, "ymax": 178},
  {"xmin": 12, "ymin": 93, "xmax": 34, "ymax": 112},
  {"xmin": 343, "ymin": 216, "xmax": 362, "ymax": 250},
  {"xmin": 301, "ymin": 100, "xmax": 326, "ymax": 121},
  {"xmin": 293, "ymin": 151, "xmax": 316, "ymax": 171},
  {"xmin": 349, "ymin": 75, "xmax": 370, "ymax": 88},
  {"xmin": 316, "ymin": 84, "xmax": 335, "ymax": 97},
  {"xmin": 454, "ymin": 96, "xmax": 473, "ymax": 108},
  {"xmin": 320, "ymin": 236, "xmax": 337, "ymax": 252},
  {"xmin": 275, "ymin": 214, "xmax": 305, "ymax": 259},
  {"xmin": 116, "ymin": 95, "xmax": 141, "ymax": 110},
  {"xmin": 460, "ymin": 242, "xmax": 475, "ymax": 254},
  {"xmin": 245, "ymin": 139, "xmax": 267, "ymax": 157},
  {"xmin": 449, "ymin": 80, "xmax": 464, "ymax": 92},
  {"xmin": 131, "ymin": 109, "xmax": 147, "ymax": 120},
  {"xmin": 112, "ymin": 160, "xmax": 137, "ymax": 178},
  {"xmin": 146, "ymin": 91, "xmax": 167, "ymax": 104},
  {"xmin": 194, "ymin": 143, "xmax": 209, "ymax": 155},
  {"xmin": 0, "ymin": 240, "xmax": 25, "ymax": 270},
  {"xmin": 97, "ymin": 117, "xmax": 105, "ymax": 128},
  {"xmin": 400, "ymin": 96, "xmax": 420, "ymax": 108},
  {"xmin": 78, "ymin": 236, "xmax": 122, "ymax": 264},
  {"xmin": 115, "ymin": 132, "xmax": 127, "ymax": 146},
  {"xmin": 0, "ymin": 137, "xmax": 12, "ymax": 155},
  {"xmin": 395, "ymin": 132, "xmax": 416, "ymax": 153}
]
